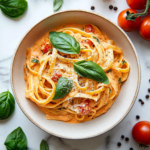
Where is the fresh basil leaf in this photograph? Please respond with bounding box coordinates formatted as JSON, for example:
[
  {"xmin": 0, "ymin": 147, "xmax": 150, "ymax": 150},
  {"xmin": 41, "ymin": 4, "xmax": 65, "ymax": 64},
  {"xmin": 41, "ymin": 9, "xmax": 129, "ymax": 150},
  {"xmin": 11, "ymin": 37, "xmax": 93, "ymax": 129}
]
[
  {"xmin": 0, "ymin": 0, "xmax": 28, "ymax": 18},
  {"xmin": 58, "ymin": 107, "xmax": 66, "ymax": 111},
  {"xmin": 53, "ymin": 77, "xmax": 73, "ymax": 100},
  {"xmin": 31, "ymin": 58, "xmax": 39, "ymax": 63},
  {"xmin": 49, "ymin": 31, "xmax": 80, "ymax": 54},
  {"xmin": 4, "ymin": 127, "xmax": 27, "ymax": 150},
  {"xmin": 93, "ymin": 36, "xmax": 100, "ymax": 44},
  {"xmin": 49, "ymin": 31, "xmax": 57, "ymax": 38},
  {"xmin": 53, "ymin": 0, "xmax": 63, "ymax": 12},
  {"xmin": 40, "ymin": 140, "xmax": 49, "ymax": 150},
  {"xmin": 0, "ymin": 91, "xmax": 15, "ymax": 120},
  {"xmin": 122, "ymin": 60, "xmax": 126, "ymax": 65},
  {"xmin": 74, "ymin": 60, "xmax": 109, "ymax": 84}
]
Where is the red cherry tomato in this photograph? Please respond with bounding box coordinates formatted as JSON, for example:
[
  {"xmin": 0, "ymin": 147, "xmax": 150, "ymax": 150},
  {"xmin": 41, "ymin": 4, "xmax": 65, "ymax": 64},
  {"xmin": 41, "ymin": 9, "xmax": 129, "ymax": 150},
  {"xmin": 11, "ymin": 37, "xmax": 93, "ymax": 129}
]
[
  {"xmin": 84, "ymin": 39, "xmax": 93, "ymax": 47},
  {"xmin": 78, "ymin": 100, "xmax": 92, "ymax": 115},
  {"xmin": 85, "ymin": 25, "xmax": 95, "ymax": 33},
  {"xmin": 132, "ymin": 121, "xmax": 150, "ymax": 145},
  {"xmin": 126, "ymin": 0, "xmax": 146, "ymax": 10},
  {"xmin": 118, "ymin": 9, "xmax": 141, "ymax": 32},
  {"xmin": 139, "ymin": 16, "xmax": 150, "ymax": 41}
]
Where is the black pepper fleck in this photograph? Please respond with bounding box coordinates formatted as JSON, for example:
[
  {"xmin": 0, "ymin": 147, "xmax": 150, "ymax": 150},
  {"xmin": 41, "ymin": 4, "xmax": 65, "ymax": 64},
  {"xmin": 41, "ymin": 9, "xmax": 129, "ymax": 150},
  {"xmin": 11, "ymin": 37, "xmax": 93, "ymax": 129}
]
[
  {"xmin": 139, "ymin": 99, "xmax": 142, "ymax": 102},
  {"xmin": 121, "ymin": 135, "xmax": 124, "ymax": 139},
  {"xmin": 114, "ymin": 6, "xmax": 118, "ymax": 11},
  {"xmin": 141, "ymin": 101, "xmax": 144, "ymax": 105},
  {"xmin": 146, "ymin": 95, "xmax": 149, "ymax": 99},
  {"xmin": 109, "ymin": 5, "xmax": 113, "ymax": 9},
  {"xmin": 136, "ymin": 115, "xmax": 140, "ymax": 120},
  {"xmin": 117, "ymin": 142, "xmax": 121, "ymax": 147},
  {"xmin": 130, "ymin": 148, "xmax": 133, "ymax": 150},
  {"xmin": 91, "ymin": 6, "xmax": 95, "ymax": 10},
  {"xmin": 125, "ymin": 137, "xmax": 129, "ymax": 142},
  {"xmin": 148, "ymin": 88, "xmax": 150, "ymax": 93},
  {"xmin": 149, "ymin": 79, "xmax": 150, "ymax": 82}
]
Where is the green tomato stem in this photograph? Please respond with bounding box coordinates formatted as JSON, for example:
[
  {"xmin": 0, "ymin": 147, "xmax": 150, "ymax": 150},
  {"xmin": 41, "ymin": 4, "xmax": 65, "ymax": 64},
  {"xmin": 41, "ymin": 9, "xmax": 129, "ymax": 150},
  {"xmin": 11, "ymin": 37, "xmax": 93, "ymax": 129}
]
[{"xmin": 126, "ymin": 0, "xmax": 149, "ymax": 21}]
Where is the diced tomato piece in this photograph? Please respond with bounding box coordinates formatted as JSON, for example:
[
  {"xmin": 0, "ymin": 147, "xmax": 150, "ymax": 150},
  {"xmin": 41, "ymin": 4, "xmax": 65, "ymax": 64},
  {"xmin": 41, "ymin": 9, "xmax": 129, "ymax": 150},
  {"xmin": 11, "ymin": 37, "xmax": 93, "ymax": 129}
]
[
  {"xmin": 78, "ymin": 100, "xmax": 92, "ymax": 115},
  {"xmin": 51, "ymin": 71, "xmax": 62, "ymax": 82},
  {"xmin": 85, "ymin": 25, "xmax": 94, "ymax": 33},
  {"xmin": 41, "ymin": 39, "xmax": 52, "ymax": 54},
  {"xmin": 42, "ymin": 44, "xmax": 51, "ymax": 53},
  {"xmin": 84, "ymin": 39, "xmax": 93, "ymax": 47}
]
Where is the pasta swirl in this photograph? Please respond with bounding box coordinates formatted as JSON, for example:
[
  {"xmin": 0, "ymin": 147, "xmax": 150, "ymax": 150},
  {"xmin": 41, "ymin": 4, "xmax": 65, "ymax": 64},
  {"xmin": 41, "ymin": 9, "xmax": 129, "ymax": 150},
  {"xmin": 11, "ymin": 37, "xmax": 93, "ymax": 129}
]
[{"xmin": 24, "ymin": 23, "xmax": 130, "ymax": 123}]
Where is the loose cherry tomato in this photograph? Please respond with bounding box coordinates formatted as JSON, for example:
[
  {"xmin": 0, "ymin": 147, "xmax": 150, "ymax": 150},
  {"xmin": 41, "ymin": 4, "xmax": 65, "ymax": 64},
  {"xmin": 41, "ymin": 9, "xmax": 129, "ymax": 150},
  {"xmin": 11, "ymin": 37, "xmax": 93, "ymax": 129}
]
[
  {"xmin": 85, "ymin": 25, "xmax": 94, "ymax": 33},
  {"xmin": 126, "ymin": 0, "xmax": 146, "ymax": 10},
  {"xmin": 139, "ymin": 16, "xmax": 150, "ymax": 41},
  {"xmin": 132, "ymin": 121, "xmax": 150, "ymax": 145},
  {"xmin": 78, "ymin": 100, "xmax": 92, "ymax": 115},
  {"xmin": 84, "ymin": 39, "xmax": 93, "ymax": 47},
  {"xmin": 51, "ymin": 71, "xmax": 62, "ymax": 82},
  {"xmin": 118, "ymin": 9, "xmax": 141, "ymax": 32}
]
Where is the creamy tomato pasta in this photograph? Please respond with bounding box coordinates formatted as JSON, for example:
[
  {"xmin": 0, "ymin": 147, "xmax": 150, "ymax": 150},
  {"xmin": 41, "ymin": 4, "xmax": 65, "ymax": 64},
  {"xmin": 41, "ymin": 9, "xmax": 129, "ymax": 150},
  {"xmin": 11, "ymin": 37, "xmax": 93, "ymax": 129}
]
[{"xmin": 24, "ymin": 23, "xmax": 130, "ymax": 123}]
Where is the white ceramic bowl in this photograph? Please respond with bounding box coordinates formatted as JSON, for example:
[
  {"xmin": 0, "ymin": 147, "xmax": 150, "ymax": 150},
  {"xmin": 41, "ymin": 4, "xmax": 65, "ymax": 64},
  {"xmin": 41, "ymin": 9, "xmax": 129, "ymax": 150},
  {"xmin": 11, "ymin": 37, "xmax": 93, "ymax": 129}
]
[{"xmin": 11, "ymin": 10, "xmax": 141, "ymax": 139}]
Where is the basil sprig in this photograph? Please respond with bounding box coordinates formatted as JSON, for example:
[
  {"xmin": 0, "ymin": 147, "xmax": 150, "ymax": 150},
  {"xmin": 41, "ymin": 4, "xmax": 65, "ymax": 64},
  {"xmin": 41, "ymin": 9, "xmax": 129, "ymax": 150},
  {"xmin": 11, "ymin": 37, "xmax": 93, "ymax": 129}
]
[
  {"xmin": 4, "ymin": 127, "xmax": 27, "ymax": 150},
  {"xmin": 40, "ymin": 140, "xmax": 49, "ymax": 150},
  {"xmin": 0, "ymin": 91, "xmax": 15, "ymax": 120},
  {"xmin": 53, "ymin": 77, "xmax": 73, "ymax": 100},
  {"xmin": 74, "ymin": 60, "xmax": 109, "ymax": 84},
  {"xmin": 0, "ymin": 0, "xmax": 28, "ymax": 18},
  {"xmin": 53, "ymin": 0, "xmax": 63, "ymax": 12},
  {"xmin": 49, "ymin": 31, "xmax": 80, "ymax": 54}
]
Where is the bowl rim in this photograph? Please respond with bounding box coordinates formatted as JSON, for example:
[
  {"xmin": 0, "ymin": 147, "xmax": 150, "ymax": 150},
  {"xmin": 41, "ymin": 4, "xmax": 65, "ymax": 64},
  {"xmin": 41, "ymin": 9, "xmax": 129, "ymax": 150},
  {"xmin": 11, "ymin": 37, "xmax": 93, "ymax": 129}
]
[{"xmin": 10, "ymin": 10, "xmax": 141, "ymax": 139}]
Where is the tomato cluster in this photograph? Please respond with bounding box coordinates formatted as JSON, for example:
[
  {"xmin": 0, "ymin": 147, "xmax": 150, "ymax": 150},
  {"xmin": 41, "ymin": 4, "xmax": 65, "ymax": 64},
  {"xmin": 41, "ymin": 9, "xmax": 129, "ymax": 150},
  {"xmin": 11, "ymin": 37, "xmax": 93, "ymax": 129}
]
[{"xmin": 118, "ymin": 0, "xmax": 150, "ymax": 41}]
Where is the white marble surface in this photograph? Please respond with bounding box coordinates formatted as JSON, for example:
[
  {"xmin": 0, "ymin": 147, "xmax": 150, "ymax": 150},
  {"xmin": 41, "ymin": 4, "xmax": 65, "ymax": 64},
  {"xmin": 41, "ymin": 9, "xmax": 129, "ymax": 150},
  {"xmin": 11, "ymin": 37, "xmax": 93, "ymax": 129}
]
[{"xmin": 0, "ymin": 0, "xmax": 150, "ymax": 149}]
